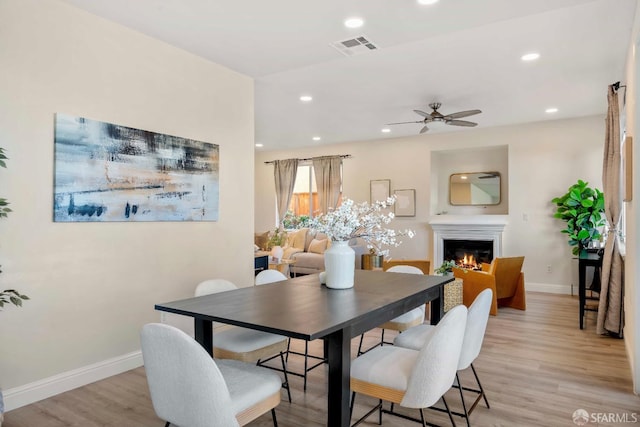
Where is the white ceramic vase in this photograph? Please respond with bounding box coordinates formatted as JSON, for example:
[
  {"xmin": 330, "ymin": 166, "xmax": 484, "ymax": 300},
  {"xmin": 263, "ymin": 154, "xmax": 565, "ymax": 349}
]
[
  {"xmin": 324, "ymin": 240, "xmax": 355, "ymax": 289},
  {"xmin": 271, "ymin": 245, "xmax": 283, "ymax": 263}
]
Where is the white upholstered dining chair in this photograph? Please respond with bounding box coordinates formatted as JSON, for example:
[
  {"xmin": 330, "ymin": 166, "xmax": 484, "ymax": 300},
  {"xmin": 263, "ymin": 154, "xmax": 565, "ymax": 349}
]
[
  {"xmin": 255, "ymin": 269, "xmax": 289, "ymax": 285},
  {"xmin": 357, "ymin": 265, "xmax": 426, "ymax": 355},
  {"xmin": 394, "ymin": 288, "xmax": 493, "ymax": 426},
  {"xmin": 141, "ymin": 323, "xmax": 281, "ymax": 427},
  {"xmin": 350, "ymin": 304, "xmax": 468, "ymax": 426},
  {"xmin": 195, "ymin": 279, "xmax": 292, "ymax": 403}
]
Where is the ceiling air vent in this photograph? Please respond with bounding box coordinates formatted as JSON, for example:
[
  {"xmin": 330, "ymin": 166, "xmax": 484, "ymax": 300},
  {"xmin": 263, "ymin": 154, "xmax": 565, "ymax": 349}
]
[{"xmin": 330, "ymin": 35, "xmax": 378, "ymax": 57}]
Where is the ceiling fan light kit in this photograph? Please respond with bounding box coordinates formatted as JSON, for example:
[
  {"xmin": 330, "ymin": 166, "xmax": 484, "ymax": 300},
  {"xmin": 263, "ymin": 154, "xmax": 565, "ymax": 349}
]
[{"xmin": 387, "ymin": 102, "xmax": 482, "ymax": 133}]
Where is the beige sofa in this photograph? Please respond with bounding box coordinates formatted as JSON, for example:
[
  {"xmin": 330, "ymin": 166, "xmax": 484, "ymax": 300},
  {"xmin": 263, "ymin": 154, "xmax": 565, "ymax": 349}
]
[{"xmin": 281, "ymin": 228, "xmax": 365, "ymax": 276}]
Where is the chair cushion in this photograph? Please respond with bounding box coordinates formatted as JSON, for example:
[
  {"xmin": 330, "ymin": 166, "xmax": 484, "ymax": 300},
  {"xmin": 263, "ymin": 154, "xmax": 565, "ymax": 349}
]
[
  {"xmin": 212, "ymin": 327, "xmax": 288, "ymax": 353},
  {"xmin": 217, "ymin": 359, "xmax": 282, "ymax": 415},
  {"xmin": 393, "ymin": 324, "xmax": 435, "ymax": 351},
  {"xmin": 290, "ymin": 252, "xmax": 325, "ymax": 270},
  {"xmin": 351, "ymin": 346, "xmax": 419, "ymax": 391}
]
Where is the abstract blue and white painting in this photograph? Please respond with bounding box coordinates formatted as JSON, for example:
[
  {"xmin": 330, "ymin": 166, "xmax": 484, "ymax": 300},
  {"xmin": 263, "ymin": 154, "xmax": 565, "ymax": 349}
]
[{"xmin": 54, "ymin": 114, "xmax": 219, "ymax": 222}]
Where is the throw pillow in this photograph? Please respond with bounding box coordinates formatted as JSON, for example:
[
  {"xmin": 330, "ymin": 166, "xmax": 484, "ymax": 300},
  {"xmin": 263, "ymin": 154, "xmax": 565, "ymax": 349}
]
[
  {"xmin": 308, "ymin": 238, "xmax": 328, "ymax": 254},
  {"xmin": 254, "ymin": 231, "xmax": 269, "ymax": 250},
  {"xmin": 286, "ymin": 228, "xmax": 308, "ymax": 250}
]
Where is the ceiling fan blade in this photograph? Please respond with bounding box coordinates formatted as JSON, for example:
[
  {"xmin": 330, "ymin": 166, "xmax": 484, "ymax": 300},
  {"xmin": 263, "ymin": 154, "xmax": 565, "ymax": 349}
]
[
  {"xmin": 413, "ymin": 110, "xmax": 432, "ymax": 119},
  {"xmin": 386, "ymin": 121, "xmax": 424, "ymax": 125},
  {"xmin": 444, "ymin": 109, "xmax": 482, "ymax": 120},
  {"xmin": 419, "ymin": 125, "xmax": 429, "ymax": 134},
  {"xmin": 446, "ymin": 119, "xmax": 477, "ymax": 127}
]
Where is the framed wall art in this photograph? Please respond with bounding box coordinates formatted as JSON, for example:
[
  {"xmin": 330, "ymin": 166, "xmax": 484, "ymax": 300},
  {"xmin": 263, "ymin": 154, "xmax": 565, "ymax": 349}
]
[
  {"xmin": 53, "ymin": 113, "xmax": 219, "ymax": 222},
  {"xmin": 370, "ymin": 179, "xmax": 390, "ymax": 203},
  {"xmin": 394, "ymin": 189, "xmax": 416, "ymax": 217}
]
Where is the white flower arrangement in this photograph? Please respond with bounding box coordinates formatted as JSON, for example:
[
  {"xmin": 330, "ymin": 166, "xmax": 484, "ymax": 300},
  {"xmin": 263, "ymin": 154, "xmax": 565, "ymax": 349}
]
[{"xmin": 309, "ymin": 196, "xmax": 415, "ymax": 256}]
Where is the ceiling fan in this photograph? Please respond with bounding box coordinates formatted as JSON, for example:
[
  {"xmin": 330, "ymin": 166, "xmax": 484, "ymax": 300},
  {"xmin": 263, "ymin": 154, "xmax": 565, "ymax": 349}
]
[{"xmin": 387, "ymin": 102, "xmax": 482, "ymax": 134}]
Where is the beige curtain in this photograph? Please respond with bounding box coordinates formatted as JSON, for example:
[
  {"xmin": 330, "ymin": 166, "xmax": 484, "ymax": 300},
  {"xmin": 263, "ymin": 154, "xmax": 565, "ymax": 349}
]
[
  {"xmin": 597, "ymin": 84, "xmax": 624, "ymax": 337},
  {"xmin": 313, "ymin": 156, "xmax": 342, "ymax": 215},
  {"xmin": 273, "ymin": 159, "xmax": 298, "ymax": 225}
]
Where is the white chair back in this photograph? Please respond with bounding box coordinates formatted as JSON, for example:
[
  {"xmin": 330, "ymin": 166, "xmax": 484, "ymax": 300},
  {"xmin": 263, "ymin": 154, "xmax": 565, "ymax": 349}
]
[
  {"xmin": 255, "ymin": 269, "xmax": 288, "ymax": 285},
  {"xmin": 386, "ymin": 265, "xmax": 424, "ymax": 275},
  {"xmin": 141, "ymin": 323, "xmax": 239, "ymax": 427},
  {"xmin": 458, "ymin": 288, "xmax": 493, "ymax": 370},
  {"xmin": 402, "ymin": 304, "xmax": 467, "ymax": 409},
  {"xmin": 195, "ymin": 279, "xmax": 237, "ymax": 297}
]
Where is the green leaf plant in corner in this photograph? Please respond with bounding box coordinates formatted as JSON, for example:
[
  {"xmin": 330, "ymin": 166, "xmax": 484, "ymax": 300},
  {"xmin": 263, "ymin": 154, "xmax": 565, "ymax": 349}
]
[
  {"xmin": 0, "ymin": 147, "xmax": 29, "ymax": 310},
  {"xmin": 551, "ymin": 179, "xmax": 606, "ymax": 256}
]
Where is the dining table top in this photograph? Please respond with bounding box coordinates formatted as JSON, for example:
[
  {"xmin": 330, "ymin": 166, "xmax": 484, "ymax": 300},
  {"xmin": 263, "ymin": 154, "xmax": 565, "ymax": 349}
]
[{"xmin": 155, "ymin": 269, "xmax": 451, "ymax": 341}]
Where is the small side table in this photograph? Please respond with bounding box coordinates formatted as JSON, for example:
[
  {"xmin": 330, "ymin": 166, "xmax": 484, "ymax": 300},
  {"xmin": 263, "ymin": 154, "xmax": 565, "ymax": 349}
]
[
  {"xmin": 578, "ymin": 250, "xmax": 603, "ymax": 329},
  {"xmin": 269, "ymin": 258, "xmax": 297, "ymax": 278}
]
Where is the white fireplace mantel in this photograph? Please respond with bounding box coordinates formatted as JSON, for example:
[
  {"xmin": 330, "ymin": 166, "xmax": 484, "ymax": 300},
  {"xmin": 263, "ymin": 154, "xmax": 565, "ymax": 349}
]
[{"xmin": 429, "ymin": 215, "xmax": 508, "ymax": 268}]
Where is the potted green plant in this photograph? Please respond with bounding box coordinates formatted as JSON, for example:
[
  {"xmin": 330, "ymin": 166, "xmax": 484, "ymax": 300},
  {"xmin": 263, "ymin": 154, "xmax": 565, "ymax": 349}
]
[
  {"xmin": 551, "ymin": 179, "xmax": 606, "ymax": 255},
  {"xmin": 435, "ymin": 260, "xmax": 457, "ymax": 276}
]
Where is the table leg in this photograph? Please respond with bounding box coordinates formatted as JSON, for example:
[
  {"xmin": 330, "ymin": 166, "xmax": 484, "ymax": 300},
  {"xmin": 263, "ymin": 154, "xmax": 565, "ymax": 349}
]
[
  {"xmin": 194, "ymin": 318, "xmax": 213, "ymax": 356},
  {"xmin": 430, "ymin": 285, "xmax": 444, "ymax": 325},
  {"xmin": 579, "ymin": 260, "xmax": 586, "ymax": 330},
  {"xmin": 326, "ymin": 328, "xmax": 351, "ymax": 427}
]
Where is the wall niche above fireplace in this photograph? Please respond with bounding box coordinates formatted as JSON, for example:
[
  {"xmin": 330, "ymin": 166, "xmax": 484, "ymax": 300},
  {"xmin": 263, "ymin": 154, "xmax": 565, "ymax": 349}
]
[{"xmin": 430, "ymin": 145, "xmax": 508, "ymax": 215}]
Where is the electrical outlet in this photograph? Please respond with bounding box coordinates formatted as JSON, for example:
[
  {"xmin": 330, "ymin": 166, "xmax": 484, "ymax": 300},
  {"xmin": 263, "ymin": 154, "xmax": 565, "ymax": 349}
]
[
  {"xmin": 160, "ymin": 312, "xmax": 167, "ymax": 323},
  {"xmin": 547, "ymin": 265, "xmax": 552, "ymax": 273},
  {"xmin": 523, "ymin": 213, "xmax": 529, "ymax": 222}
]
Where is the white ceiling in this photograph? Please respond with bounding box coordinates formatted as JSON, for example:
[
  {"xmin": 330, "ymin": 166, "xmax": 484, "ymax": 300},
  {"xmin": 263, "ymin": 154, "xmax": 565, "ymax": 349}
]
[{"xmin": 61, "ymin": 0, "xmax": 637, "ymax": 150}]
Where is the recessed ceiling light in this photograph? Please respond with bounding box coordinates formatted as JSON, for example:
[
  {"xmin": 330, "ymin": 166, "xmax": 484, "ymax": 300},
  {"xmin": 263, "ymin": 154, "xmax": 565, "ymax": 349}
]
[
  {"xmin": 545, "ymin": 107, "xmax": 558, "ymax": 113},
  {"xmin": 381, "ymin": 128, "xmax": 391, "ymax": 133},
  {"xmin": 312, "ymin": 136, "xmax": 321, "ymax": 141},
  {"xmin": 460, "ymin": 176, "xmax": 468, "ymax": 180},
  {"xmin": 255, "ymin": 143, "xmax": 263, "ymax": 147},
  {"xmin": 344, "ymin": 17, "xmax": 364, "ymax": 29},
  {"xmin": 417, "ymin": 0, "xmax": 439, "ymax": 5},
  {"xmin": 299, "ymin": 95, "xmax": 313, "ymax": 102},
  {"xmin": 521, "ymin": 52, "xmax": 540, "ymax": 61}
]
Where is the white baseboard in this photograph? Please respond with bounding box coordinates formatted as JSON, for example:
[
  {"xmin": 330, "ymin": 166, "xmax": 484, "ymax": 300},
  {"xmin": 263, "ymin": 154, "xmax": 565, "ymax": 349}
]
[
  {"xmin": 527, "ymin": 282, "xmax": 572, "ymax": 295},
  {"xmin": 3, "ymin": 350, "xmax": 143, "ymax": 412}
]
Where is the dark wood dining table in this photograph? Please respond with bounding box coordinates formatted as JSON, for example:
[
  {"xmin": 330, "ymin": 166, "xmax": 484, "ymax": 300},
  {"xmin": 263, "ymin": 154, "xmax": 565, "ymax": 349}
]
[{"xmin": 155, "ymin": 269, "xmax": 452, "ymax": 427}]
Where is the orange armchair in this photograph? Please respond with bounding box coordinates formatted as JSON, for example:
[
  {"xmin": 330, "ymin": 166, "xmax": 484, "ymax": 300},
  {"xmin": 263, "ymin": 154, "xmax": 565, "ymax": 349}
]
[{"xmin": 453, "ymin": 256, "xmax": 526, "ymax": 316}]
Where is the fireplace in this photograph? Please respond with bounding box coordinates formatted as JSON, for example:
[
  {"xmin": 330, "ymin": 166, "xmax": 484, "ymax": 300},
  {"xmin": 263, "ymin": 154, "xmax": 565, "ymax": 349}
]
[
  {"xmin": 443, "ymin": 239, "xmax": 493, "ymax": 270},
  {"xmin": 429, "ymin": 215, "xmax": 508, "ymax": 270}
]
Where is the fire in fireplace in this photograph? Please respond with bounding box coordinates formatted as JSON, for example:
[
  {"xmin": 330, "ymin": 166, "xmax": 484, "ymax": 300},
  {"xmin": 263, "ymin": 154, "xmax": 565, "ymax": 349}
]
[{"xmin": 443, "ymin": 239, "xmax": 493, "ymax": 270}]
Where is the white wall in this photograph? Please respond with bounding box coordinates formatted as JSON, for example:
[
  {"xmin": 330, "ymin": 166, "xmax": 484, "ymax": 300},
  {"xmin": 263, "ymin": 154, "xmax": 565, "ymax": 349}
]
[
  {"xmin": 256, "ymin": 116, "xmax": 604, "ymax": 290},
  {"xmin": 623, "ymin": 2, "xmax": 640, "ymax": 394},
  {"xmin": 0, "ymin": 0, "xmax": 254, "ymax": 406}
]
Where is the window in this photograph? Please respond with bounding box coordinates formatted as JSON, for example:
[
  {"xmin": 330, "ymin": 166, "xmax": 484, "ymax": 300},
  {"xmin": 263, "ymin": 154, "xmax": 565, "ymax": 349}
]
[
  {"xmin": 289, "ymin": 164, "xmax": 317, "ymax": 218},
  {"xmin": 283, "ymin": 162, "xmax": 343, "ymax": 229}
]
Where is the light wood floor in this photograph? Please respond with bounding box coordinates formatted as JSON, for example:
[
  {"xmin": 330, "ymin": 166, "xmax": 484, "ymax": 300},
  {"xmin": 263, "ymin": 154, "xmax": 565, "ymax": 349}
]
[{"xmin": 4, "ymin": 292, "xmax": 639, "ymax": 427}]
